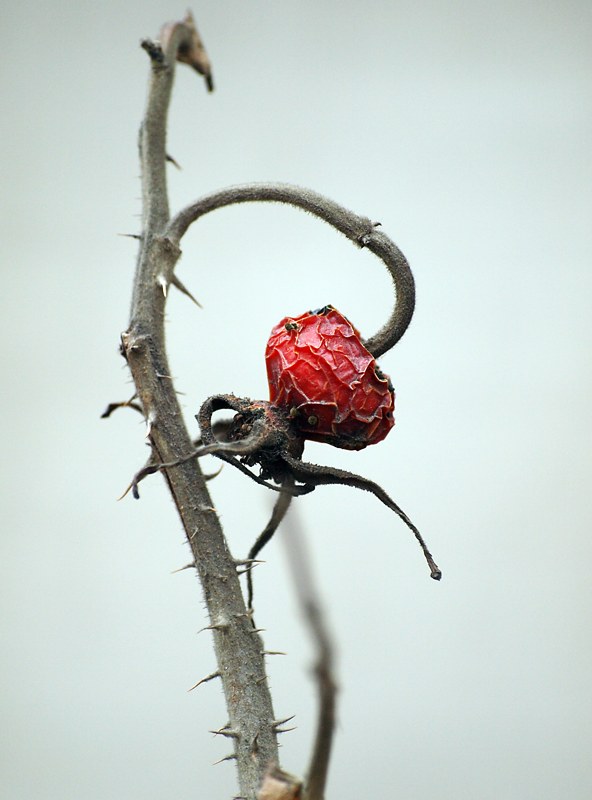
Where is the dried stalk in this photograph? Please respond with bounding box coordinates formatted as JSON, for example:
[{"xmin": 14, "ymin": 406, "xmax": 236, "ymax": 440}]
[{"xmin": 281, "ymin": 514, "xmax": 337, "ymax": 800}]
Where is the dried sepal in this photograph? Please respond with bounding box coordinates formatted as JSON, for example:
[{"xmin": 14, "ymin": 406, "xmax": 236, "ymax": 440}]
[{"xmin": 160, "ymin": 10, "xmax": 213, "ymax": 91}]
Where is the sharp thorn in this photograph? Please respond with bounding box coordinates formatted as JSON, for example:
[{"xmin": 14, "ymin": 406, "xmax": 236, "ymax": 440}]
[
  {"xmin": 211, "ymin": 722, "xmax": 232, "ymax": 732},
  {"xmin": 171, "ymin": 274, "xmax": 203, "ymax": 308},
  {"xmin": 145, "ymin": 412, "xmax": 156, "ymax": 440},
  {"xmin": 117, "ymin": 232, "xmax": 142, "ymax": 240},
  {"xmin": 165, "ymin": 153, "xmax": 182, "ymax": 169},
  {"xmin": 274, "ymin": 727, "xmax": 297, "ymax": 734},
  {"xmin": 250, "ymin": 733, "xmax": 259, "ymax": 756},
  {"xmin": 239, "ymin": 563, "xmax": 262, "ymax": 574},
  {"xmin": 237, "ymin": 561, "xmax": 264, "ymax": 577},
  {"xmin": 204, "ymin": 464, "xmax": 224, "ymax": 481},
  {"xmin": 212, "ymin": 753, "xmax": 237, "ymax": 766},
  {"xmin": 171, "ymin": 562, "xmax": 196, "ymax": 574},
  {"xmin": 233, "ymin": 609, "xmax": 254, "ymax": 621},
  {"xmin": 187, "ymin": 670, "xmax": 221, "ymax": 692},
  {"xmin": 261, "ymin": 651, "xmax": 286, "ymax": 656},
  {"xmin": 157, "ymin": 274, "xmax": 168, "ymax": 297},
  {"xmin": 249, "ymin": 628, "xmax": 266, "ymax": 634},
  {"xmin": 198, "ymin": 622, "xmax": 229, "ymax": 633},
  {"xmin": 210, "ymin": 726, "xmax": 239, "ymax": 739},
  {"xmin": 273, "ymin": 715, "xmax": 295, "ymax": 728},
  {"xmin": 116, "ymin": 482, "xmax": 134, "ymax": 502}
]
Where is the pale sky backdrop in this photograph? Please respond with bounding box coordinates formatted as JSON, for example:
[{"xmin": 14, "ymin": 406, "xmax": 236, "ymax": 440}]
[{"xmin": 2, "ymin": 2, "xmax": 591, "ymax": 798}]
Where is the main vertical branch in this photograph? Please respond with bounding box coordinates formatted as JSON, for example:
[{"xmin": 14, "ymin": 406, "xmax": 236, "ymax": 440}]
[{"xmin": 122, "ymin": 14, "xmax": 279, "ymax": 798}]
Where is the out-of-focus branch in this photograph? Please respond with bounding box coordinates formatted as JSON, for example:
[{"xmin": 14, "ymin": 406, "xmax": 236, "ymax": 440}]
[{"xmin": 281, "ymin": 513, "xmax": 337, "ymax": 800}]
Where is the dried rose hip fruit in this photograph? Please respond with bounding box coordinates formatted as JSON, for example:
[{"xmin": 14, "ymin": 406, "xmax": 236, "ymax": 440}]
[{"xmin": 265, "ymin": 305, "xmax": 395, "ymax": 450}]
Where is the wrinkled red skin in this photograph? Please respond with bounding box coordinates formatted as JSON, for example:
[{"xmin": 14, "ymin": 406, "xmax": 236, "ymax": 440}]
[{"xmin": 265, "ymin": 306, "xmax": 395, "ymax": 450}]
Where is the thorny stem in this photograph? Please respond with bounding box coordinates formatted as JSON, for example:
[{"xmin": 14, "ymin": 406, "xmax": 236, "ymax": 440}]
[
  {"xmin": 121, "ymin": 14, "xmax": 278, "ymax": 799},
  {"xmin": 165, "ymin": 183, "xmax": 416, "ymax": 357}
]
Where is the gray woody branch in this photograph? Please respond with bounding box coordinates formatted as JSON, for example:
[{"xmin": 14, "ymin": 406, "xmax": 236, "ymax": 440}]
[{"xmin": 122, "ymin": 14, "xmax": 277, "ymax": 800}]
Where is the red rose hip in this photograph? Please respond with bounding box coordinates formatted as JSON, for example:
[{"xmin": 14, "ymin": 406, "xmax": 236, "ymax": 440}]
[{"xmin": 265, "ymin": 305, "xmax": 395, "ymax": 450}]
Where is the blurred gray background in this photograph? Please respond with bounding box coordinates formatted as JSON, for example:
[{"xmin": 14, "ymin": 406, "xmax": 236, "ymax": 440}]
[{"xmin": 1, "ymin": 1, "xmax": 591, "ymax": 798}]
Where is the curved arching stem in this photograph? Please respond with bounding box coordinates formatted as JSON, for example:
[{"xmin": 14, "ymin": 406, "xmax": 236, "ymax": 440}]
[{"xmin": 165, "ymin": 183, "xmax": 416, "ymax": 357}]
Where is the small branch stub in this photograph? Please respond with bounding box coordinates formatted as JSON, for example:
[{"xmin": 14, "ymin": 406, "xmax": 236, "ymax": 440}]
[{"xmin": 257, "ymin": 766, "xmax": 303, "ymax": 800}]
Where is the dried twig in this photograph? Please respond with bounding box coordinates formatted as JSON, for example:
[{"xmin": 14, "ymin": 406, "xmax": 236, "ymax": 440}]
[{"xmin": 100, "ymin": 395, "xmax": 143, "ymax": 418}]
